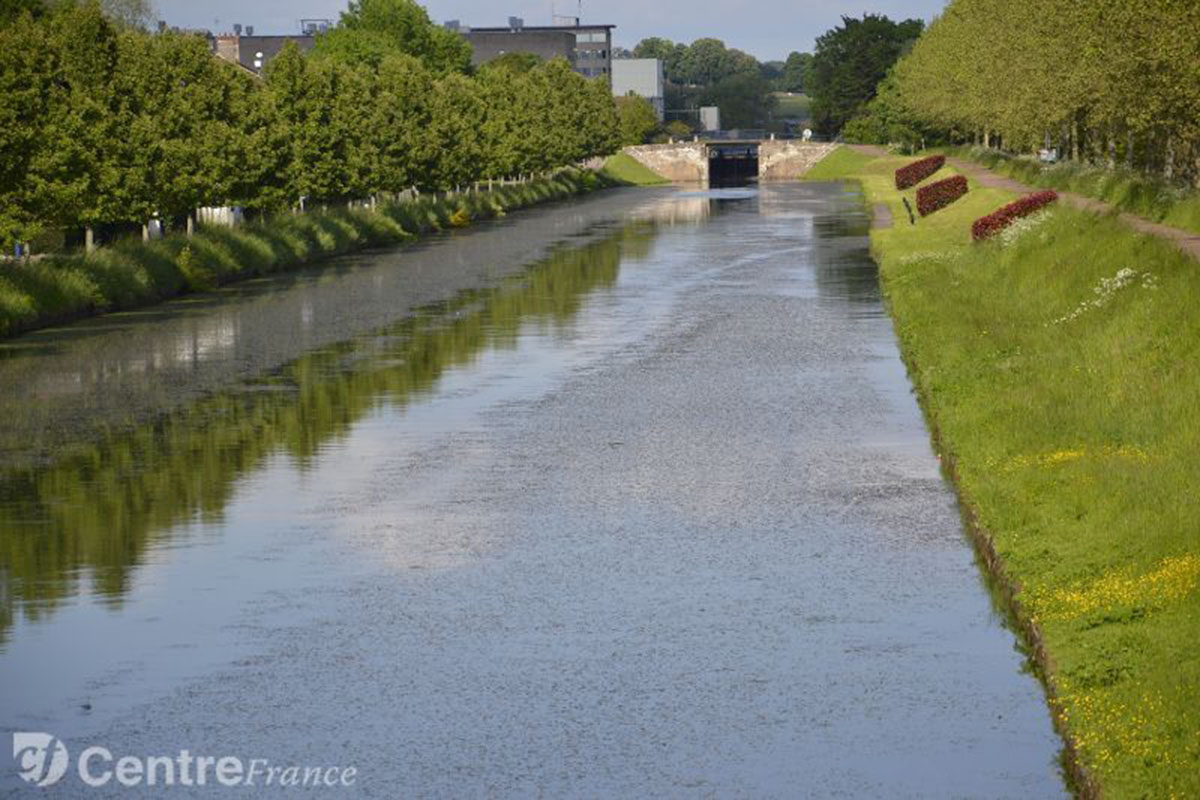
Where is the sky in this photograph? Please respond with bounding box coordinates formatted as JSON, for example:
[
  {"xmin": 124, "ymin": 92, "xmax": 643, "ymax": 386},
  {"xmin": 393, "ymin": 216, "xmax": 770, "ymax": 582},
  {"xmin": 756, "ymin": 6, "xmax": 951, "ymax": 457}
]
[{"xmin": 154, "ymin": 0, "xmax": 948, "ymax": 62}]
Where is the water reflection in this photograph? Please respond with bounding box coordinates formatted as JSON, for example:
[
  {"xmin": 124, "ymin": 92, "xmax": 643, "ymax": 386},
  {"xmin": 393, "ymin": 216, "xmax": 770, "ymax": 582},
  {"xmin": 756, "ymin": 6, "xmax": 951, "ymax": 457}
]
[
  {"xmin": 0, "ymin": 223, "xmax": 657, "ymax": 646},
  {"xmin": 811, "ymin": 192, "xmax": 882, "ymax": 310}
]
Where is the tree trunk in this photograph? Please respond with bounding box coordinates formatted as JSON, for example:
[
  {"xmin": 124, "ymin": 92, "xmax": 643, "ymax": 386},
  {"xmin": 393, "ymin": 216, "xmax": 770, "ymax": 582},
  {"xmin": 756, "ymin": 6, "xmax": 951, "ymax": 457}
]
[
  {"xmin": 1126, "ymin": 130, "xmax": 1135, "ymax": 170},
  {"xmin": 1164, "ymin": 135, "xmax": 1176, "ymax": 182},
  {"xmin": 1071, "ymin": 119, "xmax": 1080, "ymax": 162},
  {"xmin": 85, "ymin": 226, "xmax": 96, "ymax": 252},
  {"xmin": 186, "ymin": 214, "xmax": 195, "ymax": 237},
  {"xmin": 1107, "ymin": 131, "xmax": 1117, "ymax": 169},
  {"xmin": 142, "ymin": 223, "xmax": 150, "ymax": 242}
]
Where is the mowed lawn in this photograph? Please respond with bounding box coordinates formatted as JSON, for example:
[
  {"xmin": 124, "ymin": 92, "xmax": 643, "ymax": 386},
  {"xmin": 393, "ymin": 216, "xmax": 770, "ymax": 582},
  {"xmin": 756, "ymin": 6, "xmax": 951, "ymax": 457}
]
[
  {"xmin": 808, "ymin": 147, "xmax": 1200, "ymax": 798},
  {"xmin": 772, "ymin": 92, "xmax": 811, "ymax": 120}
]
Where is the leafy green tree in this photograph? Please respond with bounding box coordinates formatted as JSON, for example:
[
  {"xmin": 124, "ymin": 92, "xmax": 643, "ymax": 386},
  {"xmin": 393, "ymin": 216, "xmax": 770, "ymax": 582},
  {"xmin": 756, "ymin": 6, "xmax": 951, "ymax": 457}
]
[
  {"xmin": 887, "ymin": 0, "xmax": 1200, "ymax": 180},
  {"xmin": 616, "ymin": 93, "xmax": 660, "ymax": 146},
  {"xmin": 841, "ymin": 73, "xmax": 932, "ymax": 152},
  {"xmin": 268, "ymin": 44, "xmax": 375, "ymax": 203},
  {"xmin": 427, "ymin": 72, "xmax": 485, "ymax": 189},
  {"xmin": 369, "ymin": 53, "xmax": 436, "ymax": 192},
  {"xmin": 678, "ymin": 38, "xmax": 756, "ymax": 86},
  {"xmin": 809, "ymin": 13, "xmax": 924, "ymax": 138},
  {"xmin": 632, "ymin": 37, "xmax": 688, "ymax": 85},
  {"xmin": 0, "ymin": 11, "xmax": 52, "ymax": 248},
  {"xmin": 116, "ymin": 32, "xmax": 255, "ymax": 228},
  {"xmin": 662, "ymin": 120, "xmax": 693, "ymax": 141},
  {"xmin": 760, "ymin": 60, "xmax": 784, "ymax": 84},
  {"xmin": 0, "ymin": 0, "xmax": 45, "ymax": 24},
  {"xmin": 578, "ymin": 74, "xmax": 622, "ymax": 158},
  {"xmin": 700, "ymin": 72, "xmax": 777, "ymax": 129},
  {"xmin": 312, "ymin": 0, "xmax": 471, "ymax": 73},
  {"xmin": 779, "ymin": 51, "xmax": 813, "ymax": 94},
  {"xmin": 28, "ymin": 2, "xmax": 123, "ymax": 244}
]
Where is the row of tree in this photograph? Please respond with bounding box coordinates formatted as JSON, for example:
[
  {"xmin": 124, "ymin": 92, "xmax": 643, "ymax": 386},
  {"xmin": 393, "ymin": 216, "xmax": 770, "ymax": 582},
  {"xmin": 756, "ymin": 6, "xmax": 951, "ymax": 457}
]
[
  {"xmin": 830, "ymin": 1, "xmax": 1200, "ymax": 182},
  {"xmin": 805, "ymin": 14, "xmax": 924, "ymax": 140},
  {"xmin": 876, "ymin": 0, "xmax": 1200, "ymax": 181},
  {"xmin": 0, "ymin": 0, "xmax": 622, "ymax": 250}
]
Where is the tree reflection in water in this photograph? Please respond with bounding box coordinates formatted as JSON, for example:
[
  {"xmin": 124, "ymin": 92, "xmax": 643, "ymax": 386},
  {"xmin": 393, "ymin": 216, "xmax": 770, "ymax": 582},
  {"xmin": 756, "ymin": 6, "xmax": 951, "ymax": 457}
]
[{"xmin": 0, "ymin": 223, "xmax": 657, "ymax": 644}]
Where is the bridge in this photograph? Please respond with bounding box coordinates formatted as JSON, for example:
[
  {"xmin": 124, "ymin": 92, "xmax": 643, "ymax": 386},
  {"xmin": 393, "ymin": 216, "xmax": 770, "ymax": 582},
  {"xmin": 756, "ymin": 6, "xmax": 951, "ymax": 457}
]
[{"xmin": 622, "ymin": 139, "xmax": 838, "ymax": 184}]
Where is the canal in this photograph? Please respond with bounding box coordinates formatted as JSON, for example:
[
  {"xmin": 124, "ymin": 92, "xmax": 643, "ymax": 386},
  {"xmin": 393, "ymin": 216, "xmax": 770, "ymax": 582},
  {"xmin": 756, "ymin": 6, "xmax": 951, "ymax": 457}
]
[{"xmin": 0, "ymin": 184, "xmax": 1064, "ymax": 796}]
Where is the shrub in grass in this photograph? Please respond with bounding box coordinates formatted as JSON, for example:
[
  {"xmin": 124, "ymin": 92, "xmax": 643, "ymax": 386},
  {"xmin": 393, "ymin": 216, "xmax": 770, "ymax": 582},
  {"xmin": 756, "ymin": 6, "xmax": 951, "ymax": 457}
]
[
  {"xmin": 199, "ymin": 227, "xmax": 280, "ymax": 275},
  {"xmin": 917, "ymin": 175, "xmax": 969, "ymax": 217},
  {"xmin": 115, "ymin": 240, "xmax": 188, "ymax": 295},
  {"xmin": 972, "ymin": 191, "xmax": 1059, "ymax": 241},
  {"xmin": 183, "ymin": 236, "xmax": 241, "ymax": 282},
  {"xmin": 175, "ymin": 244, "xmax": 217, "ymax": 291},
  {"xmin": 1, "ymin": 259, "xmax": 101, "ymax": 321},
  {"xmin": 75, "ymin": 248, "xmax": 156, "ymax": 307},
  {"xmin": 0, "ymin": 276, "xmax": 38, "ymax": 336},
  {"xmin": 895, "ymin": 155, "xmax": 946, "ymax": 190}
]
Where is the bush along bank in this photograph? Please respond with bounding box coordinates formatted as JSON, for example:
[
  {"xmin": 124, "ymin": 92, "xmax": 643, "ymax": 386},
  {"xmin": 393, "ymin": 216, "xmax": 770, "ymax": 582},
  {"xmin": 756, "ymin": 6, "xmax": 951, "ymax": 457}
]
[
  {"xmin": 971, "ymin": 191, "xmax": 1059, "ymax": 240},
  {"xmin": 916, "ymin": 175, "xmax": 969, "ymax": 217},
  {"xmin": 0, "ymin": 170, "xmax": 608, "ymax": 340},
  {"xmin": 895, "ymin": 155, "xmax": 946, "ymax": 189},
  {"xmin": 808, "ymin": 147, "xmax": 1200, "ymax": 799}
]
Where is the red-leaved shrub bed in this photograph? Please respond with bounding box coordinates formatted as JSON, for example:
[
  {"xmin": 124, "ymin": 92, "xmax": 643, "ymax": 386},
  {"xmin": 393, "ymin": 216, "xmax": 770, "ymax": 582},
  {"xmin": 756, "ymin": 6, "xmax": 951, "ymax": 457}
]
[
  {"xmin": 917, "ymin": 175, "xmax": 968, "ymax": 217},
  {"xmin": 971, "ymin": 191, "xmax": 1059, "ymax": 240},
  {"xmin": 895, "ymin": 155, "xmax": 946, "ymax": 190}
]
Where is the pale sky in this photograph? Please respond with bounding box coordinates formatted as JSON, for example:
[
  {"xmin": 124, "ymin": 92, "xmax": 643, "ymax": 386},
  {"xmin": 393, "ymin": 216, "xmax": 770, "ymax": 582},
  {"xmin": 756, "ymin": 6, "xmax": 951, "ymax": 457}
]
[{"xmin": 154, "ymin": 0, "xmax": 948, "ymax": 61}]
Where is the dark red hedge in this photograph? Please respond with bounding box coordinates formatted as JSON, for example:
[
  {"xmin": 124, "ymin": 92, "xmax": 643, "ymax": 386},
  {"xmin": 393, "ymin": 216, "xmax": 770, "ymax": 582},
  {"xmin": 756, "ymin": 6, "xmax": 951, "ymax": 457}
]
[
  {"xmin": 971, "ymin": 191, "xmax": 1059, "ymax": 241},
  {"xmin": 916, "ymin": 175, "xmax": 968, "ymax": 217},
  {"xmin": 895, "ymin": 155, "xmax": 946, "ymax": 190}
]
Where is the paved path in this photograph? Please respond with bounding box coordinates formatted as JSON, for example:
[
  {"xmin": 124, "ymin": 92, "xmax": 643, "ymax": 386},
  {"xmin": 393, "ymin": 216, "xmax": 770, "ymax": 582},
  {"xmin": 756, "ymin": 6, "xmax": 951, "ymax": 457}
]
[{"xmin": 848, "ymin": 145, "xmax": 1200, "ymax": 261}]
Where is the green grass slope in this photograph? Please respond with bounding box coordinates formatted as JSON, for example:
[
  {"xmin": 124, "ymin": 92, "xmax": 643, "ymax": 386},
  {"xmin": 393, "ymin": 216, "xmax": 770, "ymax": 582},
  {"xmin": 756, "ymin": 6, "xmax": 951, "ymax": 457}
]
[
  {"xmin": 812, "ymin": 147, "xmax": 1200, "ymax": 798},
  {"xmin": 600, "ymin": 153, "xmax": 669, "ymax": 186}
]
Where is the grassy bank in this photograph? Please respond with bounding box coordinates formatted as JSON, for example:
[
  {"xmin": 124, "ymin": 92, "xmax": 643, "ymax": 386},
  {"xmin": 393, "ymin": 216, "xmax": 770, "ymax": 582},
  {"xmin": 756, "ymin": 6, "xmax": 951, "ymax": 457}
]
[
  {"xmin": 600, "ymin": 153, "xmax": 670, "ymax": 186},
  {"xmin": 810, "ymin": 148, "xmax": 1200, "ymax": 797},
  {"xmin": 953, "ymin": 145, "xmax": 1200, "ymax": 235},
  {"xmin": 0, "ymin": 169, "xmax": 607, "ymax": 340}
]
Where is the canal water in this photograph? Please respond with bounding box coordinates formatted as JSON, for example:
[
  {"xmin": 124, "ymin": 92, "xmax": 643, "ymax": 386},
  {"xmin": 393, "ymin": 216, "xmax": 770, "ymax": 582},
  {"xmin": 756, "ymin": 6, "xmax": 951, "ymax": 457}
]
[{"xmin": 0, "ymin": 185, "xmax": 1064, "ymax": 796}]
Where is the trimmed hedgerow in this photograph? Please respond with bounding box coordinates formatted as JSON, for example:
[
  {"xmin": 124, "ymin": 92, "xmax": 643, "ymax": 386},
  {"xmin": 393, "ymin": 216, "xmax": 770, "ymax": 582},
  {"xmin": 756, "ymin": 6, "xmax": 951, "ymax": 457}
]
[
  {"xmin": 972, "ymin": 191, "xmax": 1059, "ymax": 241},
  {"xmin": 917, "ymin": 175, "xmax": 969, "ymax": 217},
  {"xmin": 895, "ymin": 155, "xmax": 946, "ymax": 190}
]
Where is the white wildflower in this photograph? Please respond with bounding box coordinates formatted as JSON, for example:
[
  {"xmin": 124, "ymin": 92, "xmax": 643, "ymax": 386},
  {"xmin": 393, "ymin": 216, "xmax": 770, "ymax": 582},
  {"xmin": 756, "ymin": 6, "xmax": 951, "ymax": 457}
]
[
  {"xmin": 1048, "ymin": 267, "xmax": 1156, "ymax": 325},
  {"xmin": 998, "ymin": 210, "xmax": 1053, "ymax": 246}
]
